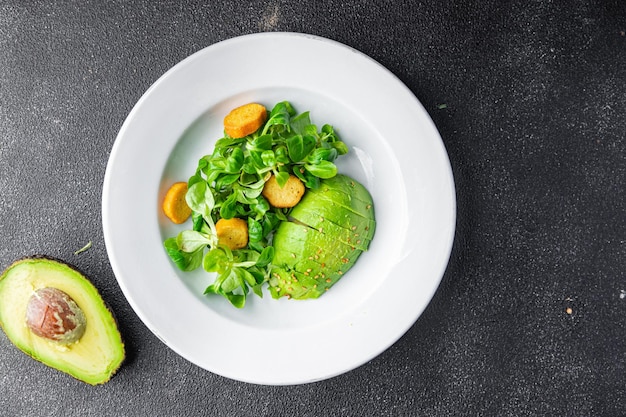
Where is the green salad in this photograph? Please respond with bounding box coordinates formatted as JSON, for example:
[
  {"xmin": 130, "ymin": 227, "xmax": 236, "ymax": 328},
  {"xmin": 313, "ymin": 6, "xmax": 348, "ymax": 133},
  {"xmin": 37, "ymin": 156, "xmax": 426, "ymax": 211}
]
[{"xmin": 164, "ymin": 101, "xmax": 375, "ymax": 308}]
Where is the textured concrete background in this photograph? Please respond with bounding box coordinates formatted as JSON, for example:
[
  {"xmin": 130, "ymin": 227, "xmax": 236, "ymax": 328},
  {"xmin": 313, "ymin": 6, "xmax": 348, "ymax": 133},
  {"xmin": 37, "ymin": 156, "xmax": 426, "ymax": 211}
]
[{"xmin": 0, "ymin": 1, "xmax": 624, "ymax": 416}]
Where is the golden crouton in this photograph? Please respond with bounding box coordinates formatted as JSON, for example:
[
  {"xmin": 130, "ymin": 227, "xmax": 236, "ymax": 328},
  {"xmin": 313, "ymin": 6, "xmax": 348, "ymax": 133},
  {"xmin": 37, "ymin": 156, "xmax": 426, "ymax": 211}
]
[
  {"xmin": 223, "ymin": 103, "xmax": 267, "ymax": 138},
  {"xmin": 262, "ymin": 174, "xmax": 305, "ymax": 208},
  {"xmin": 216, "ymin": 217, "xmax": 249, "ymax": 250},
  {"xmin": 162, "ymin": 182, "xmax": 192, "ymax": 224}
]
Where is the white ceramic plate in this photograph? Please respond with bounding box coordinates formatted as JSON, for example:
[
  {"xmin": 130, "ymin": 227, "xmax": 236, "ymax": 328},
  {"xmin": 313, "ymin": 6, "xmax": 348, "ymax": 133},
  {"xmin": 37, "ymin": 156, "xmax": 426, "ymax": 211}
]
[{"xmin": 102, "ymin": 32, "xmax": 456, "ymax": 385}]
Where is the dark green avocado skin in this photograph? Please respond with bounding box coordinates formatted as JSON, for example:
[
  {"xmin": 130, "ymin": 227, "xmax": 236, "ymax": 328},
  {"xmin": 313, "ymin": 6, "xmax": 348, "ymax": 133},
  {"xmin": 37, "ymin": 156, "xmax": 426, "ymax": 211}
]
[{"xmin": 269, "ymin": 175, "xmax": 375, "ymax": 299}]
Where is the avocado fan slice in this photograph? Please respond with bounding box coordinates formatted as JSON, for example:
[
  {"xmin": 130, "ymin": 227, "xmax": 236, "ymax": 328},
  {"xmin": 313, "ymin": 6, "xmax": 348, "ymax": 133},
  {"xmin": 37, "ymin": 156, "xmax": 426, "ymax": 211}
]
[
  {"xmin": 290, "ymin": 196, "xmax": 376, "ymax": 241},
  {"xmin": 270, "ymin": 227, "xmax": 363, "ymax": 300},
  {"xmin": 290, "ymin": 203, "xmax": 374, "ymax": 249},
  {"xmin": 269, "ymin": 174, "xmax": 375, "ymax": 300},
  {"xmin": 306, "ymin": 188, "xmax": 374, "ymax": 219},
  {"xmin": 272, "ymin": 222, "xmax": 363, "ymax": 270},
  {"xmin": 0, "ymin": 256, "xmax": 125, "ymax": 385},
  {"xmin": 315, "ymin": 174, "xmax": 374, "ymax": 205},
  {"xmin": 270, "ymin": 224, "xmax": 364, "ymax": 300}
]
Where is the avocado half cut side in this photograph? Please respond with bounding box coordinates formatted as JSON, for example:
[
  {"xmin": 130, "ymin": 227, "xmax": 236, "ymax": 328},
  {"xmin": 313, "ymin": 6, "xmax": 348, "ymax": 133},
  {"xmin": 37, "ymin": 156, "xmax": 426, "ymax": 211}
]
[{"xmin": 0, "ymin": 256, "xmax": 125, "ymax": 385}]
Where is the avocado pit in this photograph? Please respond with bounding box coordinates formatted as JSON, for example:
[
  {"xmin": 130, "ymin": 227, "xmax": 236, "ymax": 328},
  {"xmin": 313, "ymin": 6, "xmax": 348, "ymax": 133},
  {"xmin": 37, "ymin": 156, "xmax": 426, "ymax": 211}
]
[{"xmin": 26, "ymin": 287, "xmax": 86, "ymax": 344}]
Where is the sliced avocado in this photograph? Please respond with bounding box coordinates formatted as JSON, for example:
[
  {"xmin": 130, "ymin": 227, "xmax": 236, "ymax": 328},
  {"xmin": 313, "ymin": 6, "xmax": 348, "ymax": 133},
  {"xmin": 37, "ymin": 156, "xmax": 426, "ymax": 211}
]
[
  {"xmin": 269, "ymin": 268, "xmax": 323, "ymax": 300},
  {"xmin": 273, "ymin": 248, "xmax": 361, "ymax": 291},
  {"xmin": 270, "ymin": 242, "xmax": 362, "ymax": 300},
  {"xmin": 270, "ymin": 174, "xmax": 375, "ymax": 300},
  {"xmin": 269, "ymin": 262, "xmax": 359, "ymax": 300},
  {"xmin": 306, "ymin": 184, "xmax": 375, "ymax": 219},
  {"xmin": 272, "ymin": 227, "xmax": 363, "ymax": 276},
  {"xmin": 272, "ymin": 221, "xmax": 360, "ymax": 263},
  {"xmin": 0, "ymin": 256, "xmax": 125, "ymax": 385},
  {"xmin": 272, "ymin": 229, "xmax": 362, "ymax": 297},
  {"xmin": 290, "ymin": 205, "xmax": 374, "ymax": 249},
  {"xmin": 316, "ymin": 174, "xmax": 374, "ymax": 204},
  {"xmin": 290, "ymin": 196, "xmax": 376, "ymax": 240},
  {"xmin": 273, "ymin": 231, "xmax": 363, "ymax": 269},
  {"xmin": 272, "ymin": 222, "xmax": 359, "ymax": 300}
]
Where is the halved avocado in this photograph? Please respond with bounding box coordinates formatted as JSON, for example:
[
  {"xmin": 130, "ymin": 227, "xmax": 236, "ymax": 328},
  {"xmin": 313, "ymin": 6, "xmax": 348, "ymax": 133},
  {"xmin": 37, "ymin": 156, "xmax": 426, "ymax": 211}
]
[{"xmin": 0, "ymin": 256, "xmax": 125, "ymax": 385}]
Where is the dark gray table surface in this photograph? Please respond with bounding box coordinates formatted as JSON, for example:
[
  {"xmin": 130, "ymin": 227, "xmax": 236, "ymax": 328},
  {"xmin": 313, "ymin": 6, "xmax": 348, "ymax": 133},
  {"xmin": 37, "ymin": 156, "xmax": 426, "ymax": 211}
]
[{"xmin": 1, "ymin": 1, "xmax": 624, "ymax": 416}]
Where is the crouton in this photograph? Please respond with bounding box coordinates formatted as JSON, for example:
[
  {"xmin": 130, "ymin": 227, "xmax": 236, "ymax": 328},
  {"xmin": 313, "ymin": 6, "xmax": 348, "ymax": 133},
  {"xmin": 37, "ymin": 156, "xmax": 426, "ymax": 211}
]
[
  {"xmin": 216, "ymin": 217, "xmax": 249, "ymax": 250},
  {"xmin": 162, "ymin": 182, "xmax": 192, "ymax": 224},
  {"xmin": 262, "ymin": 174, "xmax": 305, "ymax": 208},
  {"xmin": 223, "ymin": 103, "xmax": 267, "ymax": 138}
]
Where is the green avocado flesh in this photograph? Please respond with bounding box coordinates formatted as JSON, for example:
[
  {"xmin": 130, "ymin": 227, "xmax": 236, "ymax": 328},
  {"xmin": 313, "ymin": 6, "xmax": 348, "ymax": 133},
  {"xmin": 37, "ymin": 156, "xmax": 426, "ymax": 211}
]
[
  {"xmin": 270, "ymin": 174, "xmax": 375, "ymax": 299},
  {"xmin": 317, "ymin": 174, "xmax": 375, "ymax": 204},
  {"xmin": 0, "ymin": 257, "xmax": 125, "ymax": 385}
]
